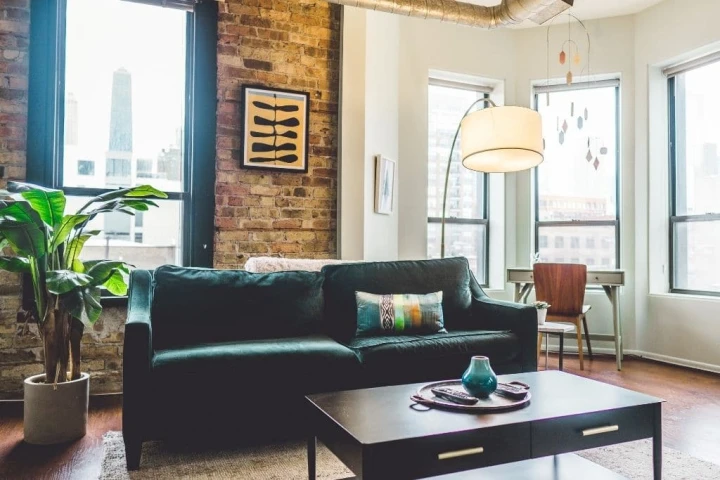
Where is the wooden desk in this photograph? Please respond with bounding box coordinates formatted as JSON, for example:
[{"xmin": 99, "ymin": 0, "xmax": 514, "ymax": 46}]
[{"xmin": 507, "ymin": 267, "xmax": 625, "ymax": 370}]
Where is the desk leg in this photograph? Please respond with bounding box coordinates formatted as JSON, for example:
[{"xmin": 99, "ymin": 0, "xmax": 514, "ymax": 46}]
[
  {"xmin": 558, "ymin": 334, "xmax": 564, "ymax": 371},
  {"xmin": 653, "ymin": 403, "xmax": 662, "ymax": 480},
  {"xmin": 603, "ymin": 285, "xmax": 623, "ymax": 371},
  {"xmin": 308, "ymin": 436, "xmax": 316, "ymax": 480},
  {"xmin": 514, "ymin": 283, "xmax": 522, "ymax": 303}
]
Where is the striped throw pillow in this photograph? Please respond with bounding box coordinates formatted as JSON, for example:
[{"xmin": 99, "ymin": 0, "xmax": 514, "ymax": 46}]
[{"xmin": 355, "ymin": 291, "xmax": 446, "ymax": 336}]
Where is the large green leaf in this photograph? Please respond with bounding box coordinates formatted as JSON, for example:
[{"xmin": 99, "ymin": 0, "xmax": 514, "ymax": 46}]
[
  {"xmin": 51, "ymin": 214, "xmax": 90, "ymax": 252},
  {"xmin": 82, "ymin": 287, "xmax": 103, "ymax": 324},
  {"xmin": 86, "ymin": 260, "xmax": 128, "ymax": 285},
  {"xmin": 15, "ymin": 185, "xmax": 66, "ymax": 228},
  {"xmin": 103, "ymin": 270, "xmax": 128, "ymax": 296},
  {"xmin": 46, "ymin": 269, "xmax": 92, "ymax": 295},
  {"xmin": 0, "ymin": 255, "xmax": 30, "ymax": 273},
  {"xmin": 78, "ymin": 185, "xmax": 168, "ymax": 213},
  {"xmin": 0, "ymin": 220, "xmax": 46, "ymax": 258},
  {"xmin": 65, "ymin": 230, "xmax": 100, "ymax": 269},
  {"xmin": 0, "ymin": 201, "xmax": 45, "ymax": 228}
]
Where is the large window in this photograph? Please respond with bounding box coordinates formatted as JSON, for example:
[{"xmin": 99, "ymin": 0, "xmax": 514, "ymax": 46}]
[
  {"xmin": 668, "ymin": 58, "xmax": 720, "ymax": 295},
  {"xmin": 534, "ymin": 81, "xmax": 620, "ymax": 269},
  {"xmin": 28, "ymin": 0, "xmax": 217, "ymax": 275},
  {"xmin": 427, "ymin": 80, "xmax": 490, "ymax": 284}
]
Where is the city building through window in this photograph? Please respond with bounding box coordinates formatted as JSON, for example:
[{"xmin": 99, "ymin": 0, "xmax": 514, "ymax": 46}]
[
  {"xmin": 669, "ymin": 59, "xmax": 720, "ymax": 295},
  {"xmin": 534, "ymin": 81, "xmax": 620, "ymax": 269},
  {"xmin": 427, "ymin": 79, "xmax": 490, "ymax": 284}
]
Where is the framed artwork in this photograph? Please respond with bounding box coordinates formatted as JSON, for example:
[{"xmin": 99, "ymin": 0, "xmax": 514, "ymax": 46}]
[
  {"xmin": 374, "ymin": 155, "xmax": 396, "ymax": 215},
  {"xmin": 241, "ymin": 85, "xmax": 309, "ymax": 172}
]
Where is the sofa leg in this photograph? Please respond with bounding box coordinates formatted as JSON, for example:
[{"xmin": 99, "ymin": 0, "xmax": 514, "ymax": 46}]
[{"xmin": 124, "ymin": 437, "xmax": 142, "ymax": 470}]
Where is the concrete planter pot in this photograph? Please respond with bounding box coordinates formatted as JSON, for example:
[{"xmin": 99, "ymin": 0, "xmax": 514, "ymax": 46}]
[
  {"xmin": 536, "ymin": 308, "xmax": 547, "ymax": 325},
  {"xmin": 23, "ymin": 372, "xmax": 89, "ymax": 445}
]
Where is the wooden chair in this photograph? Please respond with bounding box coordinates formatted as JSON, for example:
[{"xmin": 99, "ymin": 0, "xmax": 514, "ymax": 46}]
[{"xmin": 533, "ymin": 263, "xmax": 593, "ymax": 370}]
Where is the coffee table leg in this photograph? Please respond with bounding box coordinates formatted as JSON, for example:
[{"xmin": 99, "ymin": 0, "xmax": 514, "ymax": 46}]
[
  {"xmin": 558, "ymin": 334, "xmax": 564, "ymax": 371},
  {"xmin": 653, "ymin": 404, "xmax": 662, "ymax": 480},
  {"xmin": 308, "ymin": 436, "xmax": 316, "ymax": 479}
]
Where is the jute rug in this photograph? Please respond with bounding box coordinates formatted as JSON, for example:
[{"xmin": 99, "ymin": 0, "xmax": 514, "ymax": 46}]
[{"xmin": 100, "ymin": 431, "xmax": 720, "ymax": 480}]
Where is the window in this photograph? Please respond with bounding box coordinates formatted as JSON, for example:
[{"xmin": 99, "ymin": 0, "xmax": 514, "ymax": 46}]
[
  {"xmin": 427, "ymin": 79, "xmax": 490, "ymax": 284},
  {"xmin": 27, "ymin": 0, "xmax": 217, "ymax": 276},
  {"xmin": 539, "ymin": 235, "xmax": 548, "ymax": 248},
  {"xmin": 668, "ymin": 58, "xmax": 720, "ymax": 295},
  {"xmin": 534, "ymin": 81, "xmax": 620, "ymax": 270},
  {"xmin": 77, "ymin": 159, "xmax": 94, "ymax": 176}
]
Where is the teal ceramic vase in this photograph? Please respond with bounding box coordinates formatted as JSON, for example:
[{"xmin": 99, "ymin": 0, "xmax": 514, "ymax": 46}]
[{"xmin": 461, "ymin": 356, "xmax": 498, "ymax": 398}]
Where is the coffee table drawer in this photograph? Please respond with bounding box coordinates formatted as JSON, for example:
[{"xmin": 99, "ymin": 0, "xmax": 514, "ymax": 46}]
[
  {"xmin": 368, "ymin": 424, "xmax": 531, "ymax": 479},
  {"xmin": 532, "ymin": 405, "xmax": 654, "ymax": 457}
]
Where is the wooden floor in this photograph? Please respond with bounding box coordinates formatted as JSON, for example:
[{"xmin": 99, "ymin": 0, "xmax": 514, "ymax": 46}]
[{"xmin": 1, "ymin": 355, "xmax": 719, "ymax": 479}]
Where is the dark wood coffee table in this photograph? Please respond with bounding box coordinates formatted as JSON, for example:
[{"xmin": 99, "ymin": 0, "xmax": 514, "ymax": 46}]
[{"xmin": 306, "ymin": 371, "xmax": 663, "ymax": 479}]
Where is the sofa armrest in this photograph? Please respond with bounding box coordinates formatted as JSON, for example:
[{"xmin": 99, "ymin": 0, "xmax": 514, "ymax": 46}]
[
  {"xmin": 471, "ymin": 295, "xmax": 538, "ymax": 372},
  {"xmin": 123, "ymin": 269, "xmax": 153, "ymax": 453}
]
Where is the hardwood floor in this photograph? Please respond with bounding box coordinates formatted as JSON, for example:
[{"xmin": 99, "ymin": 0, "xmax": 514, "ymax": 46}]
[{"xmin": 1, "ymin": 355, "xmax": 719, "ymax": 479}]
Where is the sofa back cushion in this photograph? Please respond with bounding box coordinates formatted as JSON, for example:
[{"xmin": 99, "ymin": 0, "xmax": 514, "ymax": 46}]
[
  {"xmin": 322, "ymin": 257, "xmax": 473, "ymax": 341},
  {"xmin": 151, "ymin": 265, "xmax": 324, "ymax": 349}
]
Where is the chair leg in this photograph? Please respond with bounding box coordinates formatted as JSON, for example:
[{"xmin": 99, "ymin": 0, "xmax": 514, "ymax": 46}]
[
  {"xmin": 537, "ymin": 333, "xmax": 543, "ymax": 369},
  {"xmin": 582, "ymin": 314, "xmax": 593, "ymax": 359},
  {"xmin": 576, "ymin": 317, "xmax": 584, "ymax": 370},
  {"xmin": 124, "ymin": 436, "xmax": 142, "ymax": 470}
]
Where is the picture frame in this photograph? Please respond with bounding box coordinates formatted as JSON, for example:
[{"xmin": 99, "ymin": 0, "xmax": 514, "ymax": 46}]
[
  {"xmin": 240, "ymin": 85, "xmax": 310, "ymax": 173},
  {"xmin": 374, "ymin": 155, "xmax": 396, "ymax": 215}
]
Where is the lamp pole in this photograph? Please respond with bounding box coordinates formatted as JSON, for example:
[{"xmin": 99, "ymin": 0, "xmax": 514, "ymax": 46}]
[{"xmin": 440, "ymin": 97, "xmax": 497, "ymax": 258}]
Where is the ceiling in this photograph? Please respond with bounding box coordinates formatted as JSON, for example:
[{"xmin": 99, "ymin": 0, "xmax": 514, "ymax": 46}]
[{"xmin": 467, "ymin": 0, "xmax": 666, "ymax": 26}]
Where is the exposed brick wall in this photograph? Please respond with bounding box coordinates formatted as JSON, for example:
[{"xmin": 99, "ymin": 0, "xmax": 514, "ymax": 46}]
[
  {"xmin": 214, "ymin": 0, "xmax": 341, "ymax": 268},
  {"xmin": 0, "ymin": 1, "xmax": 342, "ymax": 398}
]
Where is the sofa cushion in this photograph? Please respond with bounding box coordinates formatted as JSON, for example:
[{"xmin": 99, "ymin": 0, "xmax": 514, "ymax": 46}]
[
  {"xmin": 152, "ymin": 335, "xmax": 361, "ymax": 395},
  {"xmin": 322, "ymin": 257, "xmax": 474, "ymax": 341},
  {"xmin": 355, "ymin": 291, "xmax": 446, "ymax": 336},
  {"xmin": 343, "ymin": 330, "xmax": 521, "ymax": 387},
  {"xmin": 151, "ymin": 265, "xmax": 324, "ymax": 349}
]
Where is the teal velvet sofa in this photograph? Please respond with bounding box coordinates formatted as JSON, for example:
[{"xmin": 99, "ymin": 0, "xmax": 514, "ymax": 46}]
[{"xmin": 122, "ymin": 257, "xmax": 537, "ymax": 469}]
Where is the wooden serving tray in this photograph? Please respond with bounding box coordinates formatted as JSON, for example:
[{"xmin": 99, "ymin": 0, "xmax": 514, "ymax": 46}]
[{"xmin": 412, "ymin": 380, "xmax": 531, "ymax": 412}]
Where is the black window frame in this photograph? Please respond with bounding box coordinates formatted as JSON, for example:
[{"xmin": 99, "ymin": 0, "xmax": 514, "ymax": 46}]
[
  {"xmin": 26, "ymin": 0, "xmax": 217, "ymax": 305},
  {"xmin": 533, "ymin": 82, "xmax": 621, "ymax": 270},
  {"xmin": 668, "ymin": 73, "xmax": 720, "ymax": 297},
  {"xmin": 426, "ymin": 83, "xmax": 490, "ymax": 287}
]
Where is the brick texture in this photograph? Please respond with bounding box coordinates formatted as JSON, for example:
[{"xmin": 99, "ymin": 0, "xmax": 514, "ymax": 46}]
[
  {"xmin": 0, "ymin": 1, "xmax": 342, "ymax": 398},
  {"xmin": 215, "ymin": 0, "xmax": 341, "ymax": 268}
]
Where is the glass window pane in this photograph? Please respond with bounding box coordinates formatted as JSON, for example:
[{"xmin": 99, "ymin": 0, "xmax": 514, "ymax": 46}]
[
  {"xmin": 427, "ymin": 222, "xmax": 486, "ymax": 284},
  {"xmin": 65, "ymin": 196, "xmax": 183, "ymax": 270},
  {"xmin": 428, "ymin": 84, "xmax": 485, "ymax": 219},
  {"xmin": 673, "ymin": 63, "xmax": 720, "ymax": 215},
  {"xmin": 537, "ymin": 225, "xmax": 617, "ymax": 270},
  {"xmin": 62, "ymin": 0, "xmax": 186, "ymax": 193},
  {"xmin": 672, "ymin": 220, "xmax": 720, "ymax": 293},
  {"xmin": 537, "ymin": 87, "xmax": 617, "ymax": 222}
]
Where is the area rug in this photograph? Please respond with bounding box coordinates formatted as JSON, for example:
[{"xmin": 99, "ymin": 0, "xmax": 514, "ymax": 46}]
[{"xmin": 100, "ymin": 431, "xmax": 720, "ymax": 480}]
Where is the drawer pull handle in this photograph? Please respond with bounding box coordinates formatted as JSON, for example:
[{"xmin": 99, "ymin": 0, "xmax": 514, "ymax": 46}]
[
  {"xmin": 438, "ymin": 447, "xmax": 484, "ymax": 460},
  {"xmin": 582, "ymin": 425, "xmax": 619, "ymax": 436}
]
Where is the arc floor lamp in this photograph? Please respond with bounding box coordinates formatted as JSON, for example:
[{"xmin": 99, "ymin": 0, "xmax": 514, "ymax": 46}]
[{"xmin": 440, "ymin": 99, "xmax": 544, "ymax": 257}]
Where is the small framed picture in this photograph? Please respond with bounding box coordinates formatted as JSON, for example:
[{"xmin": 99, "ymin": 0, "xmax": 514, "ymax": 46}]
[
  {"xmin": 241, "ymin": 85, "xmax": 310, "ymax": 173},
  {"xmin": 374, "ymin": 155, "xmax": 396, "ymax": 215}
]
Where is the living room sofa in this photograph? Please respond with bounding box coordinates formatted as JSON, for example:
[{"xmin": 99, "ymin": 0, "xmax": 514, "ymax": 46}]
[{"xmin": 122, "ymin": 257, "xmax": 537, "ymax": 469}]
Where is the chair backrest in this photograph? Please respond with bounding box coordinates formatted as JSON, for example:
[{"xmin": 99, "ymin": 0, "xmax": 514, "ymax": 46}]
[{"xmin": 533, "ymin": 263, "xmax": 587, "ymax": 316}]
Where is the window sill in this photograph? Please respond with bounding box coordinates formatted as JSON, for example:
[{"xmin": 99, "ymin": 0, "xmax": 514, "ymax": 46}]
[
  {"xmin": 648, "ymin": 292, "xmax": 720, "ymax": 303},
  {"xmin": 101, "ymin": 295, "xmax": 129, "ymax": 308}
]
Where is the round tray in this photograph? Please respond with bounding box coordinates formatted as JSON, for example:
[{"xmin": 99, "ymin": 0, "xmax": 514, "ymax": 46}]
[{"xmin": 412, "ymin": 380, "xmax": 531, "ymax": 412}]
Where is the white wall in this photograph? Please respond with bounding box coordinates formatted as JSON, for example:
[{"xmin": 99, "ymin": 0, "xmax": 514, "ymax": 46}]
[
  {"xmin": 339, "ymin": 7, "xmax": 400, "ymax": 261},
  {"xmin": 634, "ymin": 0, "xmax": 720, "ymax": 371}
]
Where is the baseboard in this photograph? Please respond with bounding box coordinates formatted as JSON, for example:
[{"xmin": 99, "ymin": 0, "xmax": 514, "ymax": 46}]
[{"xmin": 541, "ymin": 344, "xmax": 720, "ymax": 374}]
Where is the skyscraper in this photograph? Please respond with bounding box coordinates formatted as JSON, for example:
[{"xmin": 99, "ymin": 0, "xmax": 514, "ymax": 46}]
[{"xmin": 108, "ymin": 67, "xmax": 133, "ymax": 152}]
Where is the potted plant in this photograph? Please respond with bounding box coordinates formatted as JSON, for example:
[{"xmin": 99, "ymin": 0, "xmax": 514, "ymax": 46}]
[
  {"xmin": 533, "ymin": 301, "xmax": 551, "ymax": 325},
  {"xmin": 0, "ymin": 182, "xmax": 166, "ymax": 444}
]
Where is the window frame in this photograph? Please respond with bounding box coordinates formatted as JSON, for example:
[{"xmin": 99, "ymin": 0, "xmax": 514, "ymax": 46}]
[
  {"xmin": 426, "ymin": 80, "xmax": 490, "ymax": 287},
  {"xmin": 532, "ymin": 81, "xmax": 622, "ymax": 270},
  {"xmin": 25, "ymin": 0, "xmax": 217, "ymax": 305},
  {"xmin": 667, "ymin": 73, "xmax": 720, "ymax": 297}
]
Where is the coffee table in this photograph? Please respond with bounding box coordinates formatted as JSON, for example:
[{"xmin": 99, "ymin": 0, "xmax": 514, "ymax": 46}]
[{"xmin": 306, "ymin": 371, "xmax": 663, "ymax": 479}]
